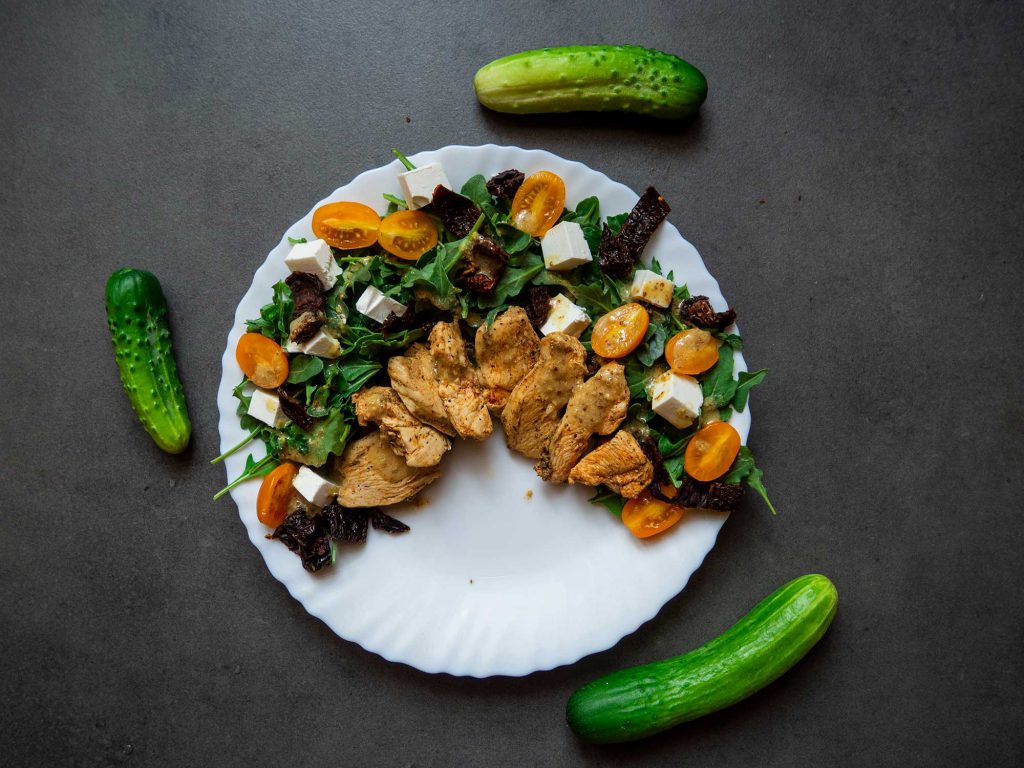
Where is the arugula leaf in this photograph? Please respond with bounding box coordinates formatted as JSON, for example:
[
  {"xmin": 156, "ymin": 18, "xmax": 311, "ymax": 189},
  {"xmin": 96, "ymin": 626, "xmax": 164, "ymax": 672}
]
[
  {"xmin": 649, "ymin": 256, "xmax": 664, "ymax": 276},
  {"xmin": 392, "ymin": 147, "xmax": 415, "ymax": 170},
  {"xmin": 460, "ymin": 174, "xmax": 491, "ymax": 205},
  {"xmin": 606, "ymin": 212, "xmax": 628, "ymax": 235},
  {"xmin": 718, "ymin": 406, "xmax": 733, "ymax": 422},
  {"xmin": 278, "ymin": 409, "xmax": 351, "ymax": 468},
  {"xmin": 213, "ymin": 452, "xmax": 278, "ymax": 500},
  {"xmin": 701, "ymin": 348, "xmax": 737, "ymax": 408},
  {"xmin": 588, "ymin": 486, "xmax": 624, "ymax": 515},
  {"xmin": 732, "ymin": 368, "xmax": 768, "ymax": 413},
  {"xmin": 636, "ymin": 315, "xmax": 669, "ymax": 367},
  {"xmin": 287, "ymin": 236, "xmax": 307, "ymax": 245},
  {"xmin": 672, "ymin": 284, "xmax": 691, "ymax": 304},
  {"xmin": 715, "ymin": 332, "xmax": 744, "ymax": 350},
  {"xmin": 245, "ymin": 281, "xmax": 293, "ymax": 344},
  {"xmin": 570, "ymin": 271, "xmax": 627, "ymax": 315},
  {"xmin": 722, "ymin": 446, "xmax": 776, "ymax": 514},
  {"xmin": 664, "ymin": 453, "xmax": 687, "ymax": 487},
  {"xmin": 561, "ymin": 196, "xmax": 601, "ymax": 249},
  {"xmin": 286, "ymin": 354, "xmax": 324, "ymax": 384},
  {"xmin": 399, "ymin": 247, "xmax": 457, "ymax": 306},
  {"xmin": 625, "ymin": 357, "xmax": 651, "ymax": 400},
  {"xmin": 333, "ymin": 362, "xmax": 382, "ymax": 399},
  {"xmin": 383, "ymin": 192, "xmax": 407, "ymax": 214},
  {"xmin": 478, "ymin": 253, "xmax": 545, "ymax": 308}
]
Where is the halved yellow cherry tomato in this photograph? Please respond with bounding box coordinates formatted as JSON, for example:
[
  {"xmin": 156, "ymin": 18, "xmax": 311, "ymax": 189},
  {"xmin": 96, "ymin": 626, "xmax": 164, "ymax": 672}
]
[
  {"xmin": 257, "ymin": 462, "xmax": 298, "ymax": 527},
  {"xmin": 312, "ymin": 201, "xmax": 380, "ymax": 249},
  {"xmin": 591, "ymin": 303, "xmax": 650, "ymax": 358},
  {"xmin": 235, "ymin": 332, "xmax": 289, "ymax": 388},
  {"xmin": 510, "ymin": 170, "xmax": 565, "ymax": 237},
  {"xmin": 621, "ymin": 490, "xmax": 685, "ymax": 539},
  {"xmin": 377, "ymin": 210, "xmax": 438, "ymax": 260},
  {"xmin": 684, "ymin": 421, "xmax": 741, "ymax": 482},
  {"xmin": 665, "ymin": 328, "xmax": 719, "ymax": 375}
]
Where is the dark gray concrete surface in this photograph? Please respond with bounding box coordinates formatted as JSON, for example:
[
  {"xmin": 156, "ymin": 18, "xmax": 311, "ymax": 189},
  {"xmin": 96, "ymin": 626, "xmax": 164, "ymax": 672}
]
[{"xmin": 2, "ymin": 0, "xmax": 1022, "ymax": 765}]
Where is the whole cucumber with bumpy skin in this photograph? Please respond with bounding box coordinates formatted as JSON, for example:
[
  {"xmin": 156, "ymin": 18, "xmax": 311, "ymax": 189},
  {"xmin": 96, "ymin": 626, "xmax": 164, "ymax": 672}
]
[
  {"xmin": 474, "ymin": 45, "xmax": 707, "ymax": 119},
  {"xmin": 566, "ymin": 574, "xmax": 838, "ymax": 743},
  {"xmin": 105, "ymin": 268, "xmax": 191, "ymax": 453}
]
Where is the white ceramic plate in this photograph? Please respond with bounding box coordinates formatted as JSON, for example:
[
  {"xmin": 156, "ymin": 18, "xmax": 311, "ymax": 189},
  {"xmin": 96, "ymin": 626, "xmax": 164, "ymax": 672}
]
[{"xmin": 217, "ymin": 145, "xmax": 749, "ymax": 677}]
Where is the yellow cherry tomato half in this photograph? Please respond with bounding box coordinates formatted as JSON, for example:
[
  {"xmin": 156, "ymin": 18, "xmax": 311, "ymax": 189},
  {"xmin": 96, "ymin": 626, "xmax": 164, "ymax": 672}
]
[
  {"xmin": 591, "ymin": 303, "xmax": 650, "ymax": 359},
  {"xmin": 684, "ymin": 421, "xmax": 741, "ymax": 482},
  {"xmin": 312, "ymin": 201, "xmax": 380, "ymax": 249},
  {"xmin": 257, "ymin": 462, "xmax": 298, "ymax": 528},
  {"xmin": 621, "ymin": 490, "xmax": 685, "ymax": 539},
  {"xmin": 377, "ymin": 210, "xmax": 438, "ymax": 261},
  {"xmin": 510, "ymin": 170, "xmax": 566, "ymax": 237},
  {"xmin": 235, "ymin": 332, "xmax": 289, "ymax": 389},
  {"xmin": 665, "ymin": 328, "xmax": 719, "ymax": 375}
]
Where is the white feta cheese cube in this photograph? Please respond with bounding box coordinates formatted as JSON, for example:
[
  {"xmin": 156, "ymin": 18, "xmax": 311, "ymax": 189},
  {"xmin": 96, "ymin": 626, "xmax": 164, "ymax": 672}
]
[
  {"xmin": 292, "ymin": 465, "xmax": 337, "ymax": 508},
  {"xmin": 651, "ymin": 371, "xmax": 704, "ymax": 429},
  {"xmin": 246, "ymin": 388, "xmax": 287, "ymax": 427},
  {"xmin": 397, "ymin": 162, "xmax": 451, "ymax": 210},
  {"xmin": 541, "ymin": 221, "xmax": 593, "ymax": 271},
  {"xmin": 629, "ymin": 269, "xmax": 675, "ymax": 308},
  {"xmin": 300, "ymin": 329, "xmax": 341, "ymax": 358},
  {"xmin": 355, "ymin": 285, "xmax": 409, "ymax": 324},
  {"xmin": 284, "ymin": 239, "xmax": 340, "ymax": 289},
  {"xmin": 539, "ymin": 293, "xmax": 591, "ymax": 337}
]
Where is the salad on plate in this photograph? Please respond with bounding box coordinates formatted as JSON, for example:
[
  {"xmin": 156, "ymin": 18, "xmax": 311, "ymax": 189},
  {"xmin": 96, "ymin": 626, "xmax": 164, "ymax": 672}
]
[{"xmin": 214, "ymin": 149, "xmax": 773, "ymax": 573}]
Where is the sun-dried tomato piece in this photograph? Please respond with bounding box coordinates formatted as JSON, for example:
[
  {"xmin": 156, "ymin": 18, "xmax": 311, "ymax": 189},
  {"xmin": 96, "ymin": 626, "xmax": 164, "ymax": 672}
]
[
  {"xmin": 486, "ymin": 169, "xmax": 525, "ymax": 200},
  {"xmin": 457, "ymin": 235, "xmax": 507, "ymax": 294},
  {"xmin": 598, "ymin": 223, "xmax": 633, "ymax": 278},
  {"xmin": 338, "ymin": 508, "xmax": 369, "ymax": 543},
  {"xmin": 285, "ymin": 272, "xmax": 325, "ymax": 343},
  {"xmin": 276, "ymin": 387, "xmax": 314, "ymax": 430},
  {"xmin": 371, "ymin": 510, "xmax": 411, "ymax": 534},
  {"xmin": 271, "ymin": 510, "xmax": 333, "ymax": 572},
  {"xmin": 618, "ymin": 187, "xmax": 670, "ymax": 262},
  {"xmin": 677, "ymin": 295, "xmax": 737, "ymax": 329},
  {"xmin": 432, "ymin": 185, "xmax": 482, "ymax": 238},
  {"xmin": 523, "ymin": 286, "xmax": 552, "ymax": 328}
]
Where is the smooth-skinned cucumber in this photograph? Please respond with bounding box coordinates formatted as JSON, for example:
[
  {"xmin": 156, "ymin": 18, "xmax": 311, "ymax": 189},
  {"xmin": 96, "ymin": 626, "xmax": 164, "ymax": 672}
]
[
  {"xmin": 566, "ymin": 574, "xmax": 838, "ymax": 743},
  {"xmin": 105, "ymin": 268, "xmax": 191, "ymax": 453},
  {"xmin": 474, "ymin": 45, "xmax": 707, "ymax": 119}
]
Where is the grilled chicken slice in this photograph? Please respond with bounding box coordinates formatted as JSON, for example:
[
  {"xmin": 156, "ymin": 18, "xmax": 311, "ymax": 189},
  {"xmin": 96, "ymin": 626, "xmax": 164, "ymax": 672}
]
[
  {"xmin": 334, "ymin": 432, "xmax": 440, "ymax": 507},
  {"xmin": 429, "ymin": 321, "xmax": 492, "ymax": 440},
  {"xmin": 568, "ymin": 431, "xmax": 653, "ymax": 499},
  {"xmin": 352, "ymin": 386, "xmax": 451, "ymax": 468},
  {"xmin": 535, "ymin": 362, "xmax": 629, "ymax": 482},
  {"xmin": 474, "ymin": 306, "xmax": 541, "ymax": 411},
  {"xmin": 387, "ymin": 343, "xmax": 456, "ymax": 437},
  {"xmin": 501, "ymin": 333, "xmax": 588, "ymax": 459}
]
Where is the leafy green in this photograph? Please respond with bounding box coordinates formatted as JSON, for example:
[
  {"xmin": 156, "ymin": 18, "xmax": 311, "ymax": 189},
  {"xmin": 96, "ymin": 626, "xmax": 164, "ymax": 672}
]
[
  {"xmin": 213, "ymin": 452, "xmax": 278, "ymax": 500},
  {"xmin": 383, "ymin": 192, "xmax": 407, "ymax": 213},
  {"xmin": 245, "ymin": 281, "xmax": 293, "ymax": 344},
  {"xmin": 392, "ymin": 147, "xmax": 415, "ymax": 170},
  {"xmin": 588, "ymin": 487, "xmax": 624, "ymax": 516},
  {"xmin": 561, "ymin": 196, "xmax": 601, "ymax": 252},
  {"xmin": 701, "ymin": 347, "xmax": 737, "ymax": 408},
  {"xmin": 636, "ymin": 314, "xmax": 669, "ymax": 367},
  {"xmin": 278, "ymin": 409, "xmax": 351, "ymax": 468},
  {"xmin": 722, "ymin": 446, "xmax": 776, "ymax": 514},
  {"xmin": 287, "ymin": 236, "xmax": 307, "ymax": 245},
  {"xmin": 715, "ymin": 332, "xmax": 744, "ymax": 350},
  {"xmin": 606, "ymin": 212, "xmax": 628, "ymax": 235},
  {"xmin": 460, "ymin": 174, "xmax": 491, "ymax": 205},
  {"xmin": 625, "ymin": 357, "xmax": 651, "ymax": 400},
  {"xmin": 399, "ymin": 246, "xmax": 458, "ymax": 306},
  {"xmin": 286, "ymin": 354, "xmax": 324, "ymax": 384},
  {"xmin": 732, "ymin": 368, "xmax": 768, "ymax": 413},
  {"xmin": 478, "ymin": 253, "xmax": 545, "ymax": 308}
]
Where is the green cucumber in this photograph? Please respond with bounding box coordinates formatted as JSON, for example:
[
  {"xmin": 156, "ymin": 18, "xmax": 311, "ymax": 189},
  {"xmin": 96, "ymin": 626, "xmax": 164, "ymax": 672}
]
[
  {"xmin": 566, "ymin": 574, "xmax": 838, "ymax": 743},
  {"xmin": 474, "ymin": 45, "xmax": 707, "ymax": 119},
  {"xmin": 105, "ymin": 268, "xmax": 191, "ymax": 453}
]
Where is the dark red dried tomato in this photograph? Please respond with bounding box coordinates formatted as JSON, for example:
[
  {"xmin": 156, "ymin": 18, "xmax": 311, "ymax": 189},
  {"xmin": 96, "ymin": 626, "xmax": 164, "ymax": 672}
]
[
  {"xmin": 371, "ymin": 510, "xmax": 410, "ymax": 533},
  {"xmin": 677, "ymin": 295, "xmax": 737, "ymax": 329},
  {"xmin": 276, "ymin": 387, "xmax": 314, "ymax": 430},
  {"xmin": 431, "ymin": 185, "xmax": 482, "ymax": 238},
  {"xmin": 598, "ymin": 187, "xmax": 670, "ymax": 278},
  {"xmin": 523, "ymin": 286, "xmax": 552, "ymax": 328},
  {"xmin": 486, "ymin": 169, "xmax": 525, "ymax": 200},
  {"xmin": 285, "ymin": 272, "xmax": 326, "ymax": 343}
]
